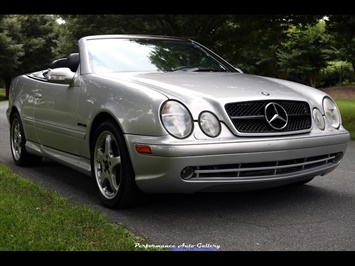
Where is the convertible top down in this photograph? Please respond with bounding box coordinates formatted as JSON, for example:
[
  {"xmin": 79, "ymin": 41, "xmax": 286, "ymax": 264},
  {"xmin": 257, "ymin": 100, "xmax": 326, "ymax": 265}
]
[{"xmin": 7, "ymin": 34, "xmax": 350, "ymax": 208}]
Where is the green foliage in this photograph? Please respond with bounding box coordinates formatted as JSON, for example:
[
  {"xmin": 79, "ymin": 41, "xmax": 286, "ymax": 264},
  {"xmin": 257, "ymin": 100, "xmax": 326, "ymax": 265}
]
[
  {"xmin": 0, "ymin": 16, "xmax": 24, "ymax": 76},
  {"xmin": 325, "ymin": 15, "xmax": 355, "ymax": 75},
  {"xmin": 0, "ymin": 15, "xmax": 60, "ymax": 99},
  {"xmin": 277, "ymin": 20, "xmax": 336, "ymax": 87},
  {"xmin": 1, "ymin": 15, "xmax": 58, "ymax": 76},
  {"xmin": 319, "ymin": 61, "xmax": 355, "ymax": 87},
  {"xmin": 15, "ymin": 15, "xmax": 59, "ymax": 73}
]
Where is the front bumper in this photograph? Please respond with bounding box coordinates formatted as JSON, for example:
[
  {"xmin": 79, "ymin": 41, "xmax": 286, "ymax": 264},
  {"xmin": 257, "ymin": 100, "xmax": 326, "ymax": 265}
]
[{"xmin": 125, "ymin": 130, "xmax": 350, "ymax": 193}]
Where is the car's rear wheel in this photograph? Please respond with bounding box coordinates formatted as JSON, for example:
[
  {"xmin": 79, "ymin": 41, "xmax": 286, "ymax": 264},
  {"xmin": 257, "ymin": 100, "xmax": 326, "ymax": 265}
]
[
  {"xmin": 10, "ymin": 113, "xmax": 42, "ymax": 166},
  {"xmin": 91, "ymin": 120, "xmax": 143, "ymax": 208}
]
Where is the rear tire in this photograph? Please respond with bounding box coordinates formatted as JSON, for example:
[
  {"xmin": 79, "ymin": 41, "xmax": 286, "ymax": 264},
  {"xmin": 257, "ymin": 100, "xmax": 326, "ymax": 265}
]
[
  {"xmin": 10, "ymin": 113, "xmax": 42, "ymax": 166},
  {"xmin": 91, "ymin": 120, "xmax": 143, "ymax": 209}
]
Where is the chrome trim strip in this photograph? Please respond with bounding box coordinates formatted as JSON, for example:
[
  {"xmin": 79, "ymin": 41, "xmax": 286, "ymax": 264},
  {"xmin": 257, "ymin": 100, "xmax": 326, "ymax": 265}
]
[{"xmin": 194, "ymin": 155, "xmax": 336, "ymax": 174}]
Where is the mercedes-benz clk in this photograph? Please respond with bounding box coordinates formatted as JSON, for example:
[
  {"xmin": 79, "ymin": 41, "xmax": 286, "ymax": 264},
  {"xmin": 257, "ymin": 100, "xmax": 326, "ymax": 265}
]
[{"xmin": 7, "ymin": 34, "xmax": 350, "ymax": 208}]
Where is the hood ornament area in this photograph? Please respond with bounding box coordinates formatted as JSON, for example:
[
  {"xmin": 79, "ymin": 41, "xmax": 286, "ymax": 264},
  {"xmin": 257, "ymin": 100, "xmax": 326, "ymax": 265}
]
[{"xmin": 264, "ymin": 102, "xmax": 288, "ymax": 130}]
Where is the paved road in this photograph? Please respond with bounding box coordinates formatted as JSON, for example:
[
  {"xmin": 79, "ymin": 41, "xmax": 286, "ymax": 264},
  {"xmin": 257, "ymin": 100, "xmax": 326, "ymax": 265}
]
[{"xmin": 1, "ymin": 100, "xmax": 354, "ymax": 251}]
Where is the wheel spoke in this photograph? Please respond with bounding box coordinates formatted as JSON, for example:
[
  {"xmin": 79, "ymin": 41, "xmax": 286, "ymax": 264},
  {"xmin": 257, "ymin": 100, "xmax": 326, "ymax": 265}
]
[
  {"xmin": 105, "ymin": 135, "xmax": 120, "ymax": 193},
  {"xmin": 12, "ymin": 121, "xmax": 22, "ymax": 159},
  {"xmin": 110, "ymin": 155, "xmax": 121, "ymax": 169},
  {"xmin": 104, "ymin": 135, "xmax": 111, "ymax": 156},
  {"xmin": 106, "ymin": 155, "xmax": 121, "ymax": 193},
  {"xmin": 94, "ymin": 132, "xmax": 122, "ymax": 199}
]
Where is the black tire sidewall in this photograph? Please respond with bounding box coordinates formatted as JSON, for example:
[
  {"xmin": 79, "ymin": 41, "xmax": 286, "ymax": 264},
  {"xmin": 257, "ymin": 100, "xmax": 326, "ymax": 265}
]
[
  {"xmin": 10, "ymin": 113, "xmax": 28, "ymax": 166},
  {"xmin": 91, "ymin": 120, "xmax": 139, "ymax": 208}
]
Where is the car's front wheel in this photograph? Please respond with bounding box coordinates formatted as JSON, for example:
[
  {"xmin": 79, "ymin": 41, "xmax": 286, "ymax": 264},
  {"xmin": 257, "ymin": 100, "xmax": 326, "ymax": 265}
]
[
  {"xmin": 10, "ymin": 112, "xmax": 42, "ymax": 166},
  {"xmin": 91, "ymin": 120, "xmax": 143, "ymax": 208}
]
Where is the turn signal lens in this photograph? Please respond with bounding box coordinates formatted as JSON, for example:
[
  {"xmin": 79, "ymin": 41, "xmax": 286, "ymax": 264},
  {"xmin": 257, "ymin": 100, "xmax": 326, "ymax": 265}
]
[{"xmin": 135, "ymin": 145, "xmax": 152, "ymax": 154}]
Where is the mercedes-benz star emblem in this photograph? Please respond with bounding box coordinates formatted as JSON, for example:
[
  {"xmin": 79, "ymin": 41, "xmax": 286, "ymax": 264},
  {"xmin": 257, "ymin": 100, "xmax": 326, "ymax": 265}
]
[{"xmin": 264, "ymin": 102, "xmax": 288, "ymax": 130}]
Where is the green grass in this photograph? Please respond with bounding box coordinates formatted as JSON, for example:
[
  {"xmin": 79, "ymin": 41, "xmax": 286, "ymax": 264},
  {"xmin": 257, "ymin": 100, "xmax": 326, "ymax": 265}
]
[
  {"xmin": 335, "ymin": 98, "xmax": 355, "ymax": 140},
  {"xmin": 0, "ymin": 164, "xmax": 162, "ymax": 251}
]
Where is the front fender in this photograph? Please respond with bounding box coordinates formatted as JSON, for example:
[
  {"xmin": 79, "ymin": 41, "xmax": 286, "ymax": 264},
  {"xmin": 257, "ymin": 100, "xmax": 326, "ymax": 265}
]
[{"xmin": 79, "ymin": 75, "xmax": 169, "ymax": 136}]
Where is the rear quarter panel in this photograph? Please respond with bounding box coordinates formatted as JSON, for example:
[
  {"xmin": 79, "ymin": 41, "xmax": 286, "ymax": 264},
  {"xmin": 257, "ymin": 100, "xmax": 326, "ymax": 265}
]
[{"xmin": 8, "ymin": 75, "xmax": 38, "ymax": 143}]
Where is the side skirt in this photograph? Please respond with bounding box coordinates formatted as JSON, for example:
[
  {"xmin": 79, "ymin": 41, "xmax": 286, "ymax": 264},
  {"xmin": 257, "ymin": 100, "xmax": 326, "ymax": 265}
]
[{"xmin": 25, "ymin": 141, "xmax": 92, "ymax": 176}]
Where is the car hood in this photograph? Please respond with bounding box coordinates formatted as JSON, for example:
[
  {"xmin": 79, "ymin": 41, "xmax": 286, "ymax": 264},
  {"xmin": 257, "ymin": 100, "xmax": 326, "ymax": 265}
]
[{"xmin": 102, "ymin": 72, "xmax": 315, "ymax": 104}]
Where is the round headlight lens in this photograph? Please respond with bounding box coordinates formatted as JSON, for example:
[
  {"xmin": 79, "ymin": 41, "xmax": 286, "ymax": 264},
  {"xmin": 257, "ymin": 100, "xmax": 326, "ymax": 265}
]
[
  {"xmin": 161, "ymin": 101, "xmax": 193, "ymax": 138},
  {"xmin": 312, "ymin": 108, "xmax": 325, "ymax": 130},
  {"xmin": 199, "ymin": 111, "xmax": 221, "ymax": 137},
  {"xmin": 323, "ymin": 97, "xmax": 341, "ymax": 129}
]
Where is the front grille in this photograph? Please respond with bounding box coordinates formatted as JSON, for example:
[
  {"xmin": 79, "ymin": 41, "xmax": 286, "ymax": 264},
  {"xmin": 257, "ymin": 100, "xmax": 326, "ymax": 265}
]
[
  {"xmin": 181, "ymin": 153, "xmax": 341, "ymax": 180},
  {"xmin": 225, "ymin": 100, "xmax": 312, "ymax": 134}
]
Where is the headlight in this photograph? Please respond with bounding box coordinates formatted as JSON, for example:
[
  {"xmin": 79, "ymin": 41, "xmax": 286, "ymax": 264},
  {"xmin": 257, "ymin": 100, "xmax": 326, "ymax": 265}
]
[
  {"xmin": 323, "ymin": 97, "xmax": 341, "ymax": 129},
  {"xmin": 312, "ymin": 108, "xmax": 325, "ymax": 130},
  {"xmin": 199, "ymin": 111, "xmax": 221, "ymax": 137},
  {"xmin": 161, "ymin": 100, "xmax": 193, "ymax": 138}
]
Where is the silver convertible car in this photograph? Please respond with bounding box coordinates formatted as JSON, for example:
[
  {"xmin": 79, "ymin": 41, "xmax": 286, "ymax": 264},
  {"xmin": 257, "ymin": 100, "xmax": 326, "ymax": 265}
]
[{"xmin": 7, "ymin": 34, "xmax": 350, "ymax": 208}]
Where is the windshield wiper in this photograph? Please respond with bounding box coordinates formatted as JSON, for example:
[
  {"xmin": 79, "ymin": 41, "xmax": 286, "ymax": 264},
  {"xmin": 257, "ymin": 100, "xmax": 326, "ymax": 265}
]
[
  {"xmin": 190, "ymin": 67, "xmax": 226, "ymax": 72},
  {"xmin": 171, "ymin": 66, "xmax": 226, "ymax": 72}
]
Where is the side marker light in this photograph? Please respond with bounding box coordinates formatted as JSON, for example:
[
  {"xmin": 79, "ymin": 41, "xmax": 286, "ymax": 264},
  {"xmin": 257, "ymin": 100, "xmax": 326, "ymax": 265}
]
[{"xmin": 135, "ymin": 144, "xmax": 152, "ymax": 154}]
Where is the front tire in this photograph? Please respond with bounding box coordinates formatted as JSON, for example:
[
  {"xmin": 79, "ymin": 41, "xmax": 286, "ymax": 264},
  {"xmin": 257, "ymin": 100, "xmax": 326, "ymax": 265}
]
[
  {"xmin": 91, "ymin": 120, "xmax": 143, "ymax": 209},
  {"xmin": 10, "ymin": 113, "xmax": 42, "ymax": 166}
]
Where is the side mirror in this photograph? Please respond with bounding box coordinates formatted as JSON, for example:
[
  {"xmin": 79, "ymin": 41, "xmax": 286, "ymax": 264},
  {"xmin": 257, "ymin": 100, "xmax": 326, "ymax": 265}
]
[
  {"xmin": 234, "ymin": 67, "xmax": 244, "ymax": 73},
  {"xmin": 46, "ymin": 67, "xmax": 75, "ymax": 84}
]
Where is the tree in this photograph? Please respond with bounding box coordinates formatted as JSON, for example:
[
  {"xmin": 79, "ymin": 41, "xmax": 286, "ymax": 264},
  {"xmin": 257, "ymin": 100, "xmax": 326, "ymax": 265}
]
[
  {"xmin": 0, "ymin": 15, "xmax": 24, "ymax": 98},
  {"xmin": 212, "ymin": 14, "xmax": 323, "ymax": 77},
  {"xmin": 0, "ymin": 14, "xmax": 58, "ymax": 99},
  {"xmin": 325, "ymin": 15, "xmax": 355, "ymax": 77},
  {"xmin": 15, "ymin": 15, "xmax": 58, "ymax": 72},
  {"xmin": 277, "ymin": 20, "xmax": 334, "ymax": 87}
]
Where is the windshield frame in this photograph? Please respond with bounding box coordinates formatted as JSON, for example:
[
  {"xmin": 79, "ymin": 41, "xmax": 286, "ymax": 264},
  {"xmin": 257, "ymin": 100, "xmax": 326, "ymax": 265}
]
[{"xmin": 79, "ymin": 35, "xmax": 239, "ymax": 74}]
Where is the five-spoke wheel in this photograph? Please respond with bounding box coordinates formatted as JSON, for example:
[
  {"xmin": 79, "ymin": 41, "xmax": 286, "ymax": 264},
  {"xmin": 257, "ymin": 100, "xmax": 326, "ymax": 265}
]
[
  {"xmin": 91, "ymin": 120, "xmax": 142, "ymax": 208},
  {"xmin": 10, "ymin": 113, "xmax": 42, "ymax": 166}
]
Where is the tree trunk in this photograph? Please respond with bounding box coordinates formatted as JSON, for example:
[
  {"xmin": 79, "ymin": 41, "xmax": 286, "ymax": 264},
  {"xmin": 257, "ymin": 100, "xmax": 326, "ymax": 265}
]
[
  {"xmin": 4, "ymin": 75, "xmax": 12, "ymax": 100},
  {"xmin": 308, "ymin": 69, "xmax": 318, "ymax": 88}
]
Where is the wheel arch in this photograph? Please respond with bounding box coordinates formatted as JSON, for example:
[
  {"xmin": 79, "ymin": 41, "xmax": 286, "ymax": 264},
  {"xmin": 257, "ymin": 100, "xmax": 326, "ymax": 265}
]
[
  {"xmin": 89, "ymin": 111, "xmax": 144, "ymax": 208},
  {"xmin": 89, "ymin": 112, "xmax": 125, "ymax": 150},
  {"xmin": 7, "ymin": 106, "xmax": 28, "ymax": 138},
  {"xmin": 8, "ymin": 105, "xmax": 20, "ymax": 121}
]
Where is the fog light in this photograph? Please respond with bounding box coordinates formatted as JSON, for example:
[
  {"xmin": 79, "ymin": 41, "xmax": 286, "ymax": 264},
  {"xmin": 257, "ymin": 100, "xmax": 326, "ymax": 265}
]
[
  {"xmin": 333, "ymin": 153, "xmax": 343, "ymax": 163},
  {"xmin": 181, "ymin": 167, "xmax": 194, "ymax": 179}
]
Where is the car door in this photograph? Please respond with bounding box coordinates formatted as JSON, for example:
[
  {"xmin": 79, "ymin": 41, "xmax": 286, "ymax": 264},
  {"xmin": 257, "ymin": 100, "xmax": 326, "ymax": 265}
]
[{"xmin": 33, "ymin": 79, "xmax": 84, "ymax": 155}]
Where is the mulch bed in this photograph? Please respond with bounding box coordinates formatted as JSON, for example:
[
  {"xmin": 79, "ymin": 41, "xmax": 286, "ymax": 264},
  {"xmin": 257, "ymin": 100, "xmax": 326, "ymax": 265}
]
[{"xmin": 318, "ymin": 85, "xmax": 355, "ymax": 99}]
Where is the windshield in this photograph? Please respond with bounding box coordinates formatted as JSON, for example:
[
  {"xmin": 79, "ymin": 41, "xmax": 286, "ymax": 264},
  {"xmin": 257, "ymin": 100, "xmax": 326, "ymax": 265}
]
[{"xmin": 86, "ymin": 38, "xmax": 230, "ymax": 73}]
